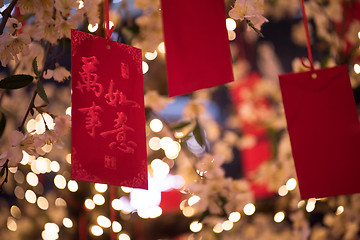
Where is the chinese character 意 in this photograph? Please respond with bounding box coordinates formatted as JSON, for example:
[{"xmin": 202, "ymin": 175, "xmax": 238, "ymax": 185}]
[
  {"xmin": 76, "ymin": 56, "xmax": 103, "ymax": 97},
  {"xmin": 100, "ymin": 112, "xmax": 137, "ymax": 154},
  {"xmin": 78, "ymin": 101, "xmax": 103, "ymax": 137},
  {"xmin": 104, "ymin": 80, "xmax": 140, "ymax": 108}
]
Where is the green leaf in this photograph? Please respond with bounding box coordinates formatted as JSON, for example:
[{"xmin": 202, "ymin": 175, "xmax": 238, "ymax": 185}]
[
  {"xmin": 37, "ymin": 80, "xmax": 49, "ymax": 103},
  {"xmin": 193, "ymin": 123, "xmax": 204, "ymax": 147},
  {"xmin": 170, "ymin": 121, "xmax": 192, "ymax": 130},
  {"xmin": 0, "ymin": 75, "xmax": 33, "ymax": 89},
  {"xmin": 32, "ymin": 57, "xmax": 39, "ymax": 77},
  {"xmin": 0, "ymin": 163, "xmax": 6, "ymax": 178},
  {"xmin": 0, "ymin": 112, "xmax": 6, "ymax": 138}
]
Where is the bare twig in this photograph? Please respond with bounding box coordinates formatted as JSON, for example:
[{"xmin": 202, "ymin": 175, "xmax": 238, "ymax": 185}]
[{"xmin": 0, "ymin": 0, "xmax": 18, "ymax": 35}]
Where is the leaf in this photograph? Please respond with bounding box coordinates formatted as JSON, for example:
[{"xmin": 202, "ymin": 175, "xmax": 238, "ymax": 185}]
[
  {"xmin": 193, "ymin": 123, "xmax": 204, "ymax": 147},
  {"xmin": 0, "ymin": 112, "xmax": 6, "ymax": 138},
  {"xmin": 37, "ymin": 80, "xmax": 49, "ymax": 103},
  {"xmin": 32, "ymin": 57, "xmax": 39, "ymax": 77},
  {"xmin": 170, "ymin": 121, "xmax": 192, "ymax": 130},
  {"xmin": 0, "ymin": 75, "xmax": 33, "ymax": 89},
  {"xmin": 0, "ymin": 165, "xmax": 5, "ymax": 178}
]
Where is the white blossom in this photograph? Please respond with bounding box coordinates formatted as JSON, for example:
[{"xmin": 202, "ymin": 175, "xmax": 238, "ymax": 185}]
[
  {"xmin": 44, "ymin": 64, "xmax": 71, "ymax": 82},
  {"xmin": 54, "ymin": 115, "xmax": 71, "ymax": 136},
  {"xmin": 229, "ymin": 0, "xmax": 268, "ymax": 29},
  {"xmin": 5, "ymin": 18, "xmax": 22, "ymax": 35}
]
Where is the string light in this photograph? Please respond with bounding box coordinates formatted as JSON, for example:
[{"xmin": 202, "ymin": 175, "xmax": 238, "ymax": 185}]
[
  {"xmin": 25, "ymin": 190, "xmax": 37, "ymax": 204},
  {"xmin": 93, "ymin": 194, "xmax": 105, "ymax": 205},
  {"xmin": 112, "ymin": 199, "xmax": 123, "ymax": 211},
  {"xmin": 88, "ymin": 24, "xmax": 98, "ymax": 32},
  {"xmin": 149, "ymin": 137, "xmax": 161, "ymax": 151},
  {"xmin": 85, "ymin": 199, "xmax": 96, "ymax": 210},
  {"xmin": 278, "ymin": 185, "xmax": 288, "ymax": 196},
  {"xmin": 142, "ymin": 61, "xmax": 149, "ymax": 74},
  {"xmin": 68, "ymin": 180, "xmax": 79, "ymax": 192},
  {"xmin": 37, "ymin": 196, "xmax": 49, "ymax": 210},
  {"xmin": 26, "ymin": 172, "xmax": 39, "ymax": 187},
  {"xmin": 189, "ymin": 221, "xmax": 202, "ymax": 232},
  {"xmin": 7, "ymin": 217, "xmax": 17, "ymax": 231},
  {"xmin": 90, "ymin": 225, "xmax": 103, "ymax": 236},
  {"xmin": 94, "ymin": 183, "xmax": 108, "ymax": 193},
  {"xmin": 306, "ymin": 198, "xmax": 316, "ymax": 212},
  {"xmin": 226, "ymin": 18, "xmax": 237, "ymax": 31},
  {"xmin": 10, "ymin": 206, "xmax": 21, "ymax": 219},
  {"xmin": 286, "ymin": 178, "xmax": 297, "ymax": 191},
  {"xmin": 243, "ymin": 203, "xmax": 256, "ymax": 215},
  {"xmin": 112, "ymin": 221, "xmax": 122, "ymax": 233},
  {"xmin": 97, "ymin": 215, "xmax": 111, "ymax": 228},
  {"xmin": 336, "ymin": 206, "xmax": 344, "ymax": 215},
  {"xmin": 119, "ymin": 233, "xmax": 130, "ymax": 240},
  {"xmin": 229, "ymin": 212, "xmax": 241, "ymax": 222},
  {"xmin": 354, "ymin": 64, "xmax": 360, "ymax": 74},
  {"xmin": 213, "ymin": 223, "xmax": 223, "ymax": 233},
  {"xmin": 55, "ymin": 198, "xmax": 67, "ymax": 207},
  {"xmin": 65, "ymin": 107, "xmax": 72, "ymax": 116},
  {"xmin": 158, "ymin": 42, "xmax": 165, "ymax": 53},
  {"xmin": 149, "ymin": 119, "xmax": 163, "ymax": 132},
  {"xmin": 145, "ymin": 50, "xmax": 157, "ymax": 61},
  {"xmin": 121, "ymin": 186, "xmax": 133, "ymax": 193},
  {"xmin": 222, "ymin": 220, "xmax": 234, "ymax": 231},
  {"xmin": 228, "ymin": 30, "xmax": 236, "ymax": 41},
  {"xmin": 182, "ymin": 206, "xmax": 195, "ymax": 217},
  {"xmin": 63, "ymin": 218, "xmax": 73, "ymax": 228},
  {"xmin": 274, "ymin": 212, "xmax": 285, "ymax": 223},
  {"xmin": 188, "ymin": 195, "xmax": 200, "ymax": 206},
  {"xmin": 54, "ymin": 175, "xmax": 66, "ymax": 189},
  {"xmin": 50, "ymin": 161, "xmax": 60, "ymax": 172}
]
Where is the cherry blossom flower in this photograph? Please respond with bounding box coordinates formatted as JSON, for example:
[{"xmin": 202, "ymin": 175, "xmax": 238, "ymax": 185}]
[
  {"xmin": 44, "ymin": 64, "xmax": 71, "ymax": 82},
  {"xmin": 5, "ymin": 18, "xmax": 22, "ymax": 35},
  {"xmin": 0, "ymin": 33, "xmax": 14, "ymax": 67},
  {"xmin": 54, "ymin": 115, "xmax": 71, "ymax": 136},
  {"xmin": 229, "ymin": 0, "xmax": 268, "ymax": 30},
  {"xmin": 54, "ymin": 0, "xmax": 79, "ymax": 17},
  {"xmin": 0, "ymin": 32, "xmax": 30, "ymax": 66},
  {"xmin": 183, "ymin": 100, "xmax": 206, "ymax": 119}
]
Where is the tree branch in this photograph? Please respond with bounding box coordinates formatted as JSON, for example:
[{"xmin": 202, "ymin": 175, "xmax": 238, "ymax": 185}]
[{"xmin": 0, "ymin": 0, "xmax": 18, "ymax": 35}]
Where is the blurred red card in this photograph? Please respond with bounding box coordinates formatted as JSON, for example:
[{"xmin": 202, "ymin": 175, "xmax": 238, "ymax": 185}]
[
  {"xmin": 71, "ymin": 30, "xmax": 147, "ymax": 189},
  {"xmin": 279, "ymin": 66, "xmax": 360, "ymax": 199},
  {"xmin": 161, "ymin": 0, "xmax": 233, "ymax": 97}
]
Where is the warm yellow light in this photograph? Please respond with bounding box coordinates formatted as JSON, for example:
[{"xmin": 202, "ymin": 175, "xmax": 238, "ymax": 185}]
[
  {"xmin": 85, "ymin": 199, "xmax": 96, "ymax": 210},
  {"xmin": 336, "ymin": 205, "xmax": 344, "ymax": 215},
  {"xmin": 121, "ymin": 186, "xmax": 133, "ymax": 193},
  {"xmin": 213, "ymin": 222, "xmax": 223, "ymax": 233},
  {"xmin": 37, "ymin": 196, "xmax": 49, "ymax": 210},
  {"xmin": 243, "ymin": 203, "xmax": 256, "ymax": 215},
  {"xmin": 358, "ymin": 31, "xmax": 360, "ymax": 39},
  {"xmin": 286, "ymin": 178, "xmax": 297, "ymax": 191},
  {"xmin": 145, "ymin": 50, "xmax": 157, "ymax": 61},
  {"xmin": 112, "ymin": 199, "xmax": 123, "ymax": 211},
  {"xmin": 78, "ymin": 0, "xmax": 84, "ymax": 9},
  {"xmin": 222, "ymin": 220, "xmax": 234, "ymax": 231},
  {"xmin": 119, "ymin": 233, "xmax": 130, "ymax": 240},
  {"xmin": 164, "ymin": 141, "xmax": 180, "ymax": 160},
  {"xmin": 91, "ymin": 225, "xmax": 103, "ymax": 236},
  {"xmin": 36, "ymin": 157, "xmax": 51, "ymax": 174},
  {"xmin": 54, "ymin": 175, "xmax": 66, "ymax": 189},
  {"xmin": 55, "ymin": 197, "xmax": 67, "ymax": 207},
  {"xmin": 68, "ymin": 180, "xmax": 78, "ymax": 192},
  {"xmin": 66, "ymin": 153, "xmax": 71, "ymax": 164},
  {"xmin": 149, "ymin": 137, "xmax": 161, "ymax": 151},
  {"xmin": 149, "ymin": 206, "xmax": 162, "ymax": 218},
  {"xmin": 7, "ymin": 217, "xmax": 17, "ymax": 231},
  {"xmin": 63, "ymin": 218, "xmax": 73, "ymax": 228},
  {"xmin": 229, "ymin": 211, "xmax": 241, "ymax": 222},
  {"xmin": 44, "ymin": 222, "xmax": 59, "ymax": 234},
  {"xmin": 25, "ymin": 190, "xmax": 36, "ymax": 204},
  {"xmin": 228, "ymin": 30, "xmax": 236, "ymax": 41},
  {"xmin": 41, "ymin": 144, "xmax": 52, "ymax": 153},
  {"xmin": 158, "ymin": 42, "xmax": 165, "ymax": 53},
  {"xmin": 226, "ymin": 18, "xmax": 237, "ymax": 31},
  {"xmin": 10, "ymin": 206, "xmax": 21, "ymax": 218},
  {"xmin": 354, "ymin": 64, "xmax": 360, "ymax": 74},
  {"xmin": 278, "ymin": 185, "xmax": 288, "ymax": 196},
  {"xmin": 306, "ymin": 198, "xmax": 316, "ymax": 212},
  {"xmin": 94, "ymin": 183, "xmax": 108, "ymax": 193},
  {"xmin": 188, "ymin": 195, "xmax": 200, "ymax": 206},
  {"xmin": 112, "ymin": 221, "xmax": 122, "ymax": 233},
  {"xmin": 274, "ymin": 211, "xmax": 285, "ymax": 223},
  {"xmin": 26, "ymin": 119, "xmax": 37, "ymax": 133},
  {"xmin": 182, "ymin": 206, "xmax": 195, "ymax": 217},
  {"xmin": 150, "ymin": 119, "xmax": 163, "ymax": 132},
  {"xmin": 66, "ymin": 107, "xmax": 72, "ymax": 116},
  {"xmin": 297, "ymin": 200, "xmax": 305, "ymax": 208},
  {"xmin": 50, "ymin": 161, "xmax": 60, "ymax": 172},
  {"xmin": 26, "ymin": 172, "xmax": 38, "ymax": 187},
  {"xmin": 160, "ymin": 137, "xmax": 173, "ymax": 149},
  {"xmin": 142, "ymin": 61, "xmax": 149, "ymax": 74},
  {"xmin": 93, "ymin": 194, "xmax": 105, "ymax": 205},
  {"xmin": 189, "ymin": 221, "xmax": 202, "ymax": 232},
  {"xmin": 88, "ymin": 24, "xmax": 98, "ymax": 32},
  {"xmin": 97, "ymin": 215, "xmax": 111, "ymax": 228},
  {"xmin": 151, "ymin": 159, "xmax": 170, "ymax": 180}
]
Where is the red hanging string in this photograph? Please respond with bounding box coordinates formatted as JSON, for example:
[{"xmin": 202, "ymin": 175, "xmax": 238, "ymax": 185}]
[
  {"xmin": 110, "ymin": 185, "xmax": 116, "ymax": 240},
  {"xmin": 104, "ymin": 0, "xmax": 114, "ymax": 40},
  {"xmin": 300, "ymin": 0, "xmax": 314, "ymax": 71}
]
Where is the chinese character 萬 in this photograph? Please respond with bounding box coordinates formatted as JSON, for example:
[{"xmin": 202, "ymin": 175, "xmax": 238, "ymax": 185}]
[{"xmin": 76, "ymin": 56, "xmax": 103, "ymax": 97}]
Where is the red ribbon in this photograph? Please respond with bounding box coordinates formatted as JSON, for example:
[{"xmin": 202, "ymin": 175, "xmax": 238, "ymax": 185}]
[
  {"xmin": 300, "ymin": 0, "xmax": 314, "ymax": 71},
  {"xmin": 104, "ymin": 0, "xmax": 114, "ymax": 40},
  {"xmin": 110, "ymin": 185, "xmax": 116, "ymax": 240}
]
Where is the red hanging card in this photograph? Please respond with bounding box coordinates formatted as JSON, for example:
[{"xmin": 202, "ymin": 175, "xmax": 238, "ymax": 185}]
[
  {"xmin": 161, "ymin": 0, "xmax": 234, "ymax": 97},
  {"xmin": 71, "ymin": 29, "xmax": 148, "ymax": 189},
  {"xmin": 279, "ymin": 65, "xmax": 360, "ymax": 199}
]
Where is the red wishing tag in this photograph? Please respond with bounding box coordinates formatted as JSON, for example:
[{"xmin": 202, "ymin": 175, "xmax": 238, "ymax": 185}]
[
  {"xmin": 279, "ymin": 66, "xmax": 360, "ymax": 199},
  {"xmin": 161, "ymin": 0, "xmax": 234, "ymax": 97},
  {"xmin": 71, "ymin": 30, "xmax": 148, "ymax": 189}
]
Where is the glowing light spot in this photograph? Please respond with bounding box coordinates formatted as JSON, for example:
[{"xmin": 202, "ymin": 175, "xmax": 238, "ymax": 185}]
[
  {"xmin": 145, "ymin": 50, "xmax": 157, "ymax": 61},
  {"xmin": 149, "ymin": 137, "xmax": 161, "ymax": 151},
  {"xmin": 213, "ymin": 223, "xmax": 223, "ymax": 233},
  {"xmin": 88, "ymin": 24, "xmax": 98, "ymax": 32},
  {"xmin": 149, "ymin": 206, "xmax": 162, "ymax": 218},
  {"xmin": 25, "ymin": 190, "xmax": 36, "ymax": 204},
  {"xmin": 137, "ymin": 208, "xmax": 150, "ymax": 219},
  {"xmin": 26, "ymin": 119, "xmax": 37, "ymax": 133},
  {"xmin": 222, "ymin": 220, "xmax": 234, "ymax": 231},
  {"xmin": 286, "ymin": 178, "xmax": 297, "ymax": 191},
  {"xmin": 119, "ymin": 233, "xmax": 130, "ymax": 240},
  {"xmin": 66, "ymin": 107, "xmax": 72, "ymax": 116},
  {"xmin": 97, "ymin": 215, "xmax": 111, "ymax": 228},
  {"xmin": 228, "ymin": 30, "xmax": 236, "ymax": 41},
  {"xmin": 243, "ymin": 203, "xmax": 255, "ymax": 216},
  {"xmin": 54, "ymin": 175, "xmax": 66, "ymax": 189},
  {"xmin": 150, "ymin": 119, "xmax": 163, "ymax": 132},
  {"xmin": 50, "ymin": 161, "xmax": 60, "ymax": 172},
  {"xmin": 44, "ymin": 223, "xmax": 59, "ymax": 235},
  {"xmin": 151, "ymin": 159, "xmax": 170, "ymax": 180},
  {"xmin": 55, "ymin": 198, "xmax": 67, "ymax": 207},
  {"xmin": 63, "ymin": 218, "xmax": 73, "ymax": 228},
  {"xmin": 142, "ymin": 61, "xmax": 149, "ymax": 74},
  {"xmin": 10, "ymin": 206, "xmax": 21, "ymax": 218},
  {"xmin": 336, "ymin": 206, "xmax": 344, "ymax": 215},
  {"xmin": 226, "ymin": 18, "xmax": 236, "ymax": 31},
  {"xmin": 112, "ymin": 221, "xmax": 122, "ymax": 233},
  {"xmin": 354, "ymin": 64, "xmax": 360, "ymax": 74},
  {"xmin": 189, "ymin": 221, "xmax": 202, "ymax": 232},
  {"xmin": 85, "ymin": 199, "xmax": 96, "ymax": 210},
  {"xmin": 160, "ymin": 137, "xmax": 173, "ymax": 150},
  {"xmin": 229, "ymin": 212, "xmax": 241, "ymax": 222},
  {"xmin": 274, "ymin": 211, "xmax": 285, "ymax": 223},
  {"xmin": 112, "ymin": 199, "xmax": 123, "ymax": 211},
  {"xmin": 358, "ymin": 32, "xmax": 360, "ymax": 39},
  {"xmin": 68, "ymin": 180, "xmax": 78, "ymax": 192},
  {"xmin": 94, "ymin": 183, "xmax": 108, "ymax": 193},
  {"xmin": 278, "ymin": 185, "xmax": 288, "ymax": 196},
  {"xmin": 121, "ymin": 186, "xmax": 133, "ymax": 193},
  {"xmin": 91, "ymin": 225, "xmax": 103, "ymax": 236},
  {"xmin": 306, "ymin": 198, "xmax": 316, "ymax": 212},
  {"xmin": 41, "ymin": 144, "xmax": 52, "ymax": 153},
  {"xmin": 36, "ymin": 157, "xmax": 51, "ymax": 174},
  {"xmin": 164, "ymin": 141, "xmax": 180, "ymax": 160},
  {"xmin": 158, "ymin": 42, "xmax": 165, "ymax": 53},
  {"xmin": 14, "ymin": 186, "xmax": 25, "ymax": 199},
  {"xmin": 26, "ymin": 172, "xmax": 38, "ymax": 186},
  {"xmin": 297, "ymin": 200, "xmax": 305, "ymax": 208},
  {"xmin": 7, "ymin": 217, "xmax": 17, "ymax": 231},
  {"xmin": 188, "ymin": 195, "xmax": 200, "ymax": 206},
  {"xmin": 174, "ymin": 131, "xmax": 184, "ymax": 138},
  {"xmin": 182, "ymin": 206, "xmax": 195, "ymax": 217},
  {"xmin": 78, "ymin": 0, "xmax": 84, "ymax": 9},
  {"xmin": 66, "ymin": 153, "xmax": 71, "ymax": 164},
  {"xmin": 37, "ymin": 196, "xmax": 49, "ymax": 210},
  {"xmin": 93, "ymin": 194, "xmax": 105, "ymax": 205}
]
